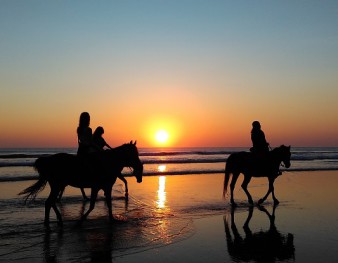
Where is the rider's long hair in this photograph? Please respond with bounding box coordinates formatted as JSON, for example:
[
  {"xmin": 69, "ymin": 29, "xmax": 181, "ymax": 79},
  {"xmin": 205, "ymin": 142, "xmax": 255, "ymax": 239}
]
[{"xmin": 77, "ymin": 112, "xmax": 90, "ymax": 134}]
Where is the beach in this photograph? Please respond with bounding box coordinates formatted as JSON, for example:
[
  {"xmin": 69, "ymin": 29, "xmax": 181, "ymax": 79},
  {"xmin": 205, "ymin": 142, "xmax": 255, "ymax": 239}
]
[
  {"xmin": 1, "ymin": 171, "xmax": 338, "ymax": 262},
  {"xmin": 2, "ymin": 1, "xmax": 338, "ymax": 262}
]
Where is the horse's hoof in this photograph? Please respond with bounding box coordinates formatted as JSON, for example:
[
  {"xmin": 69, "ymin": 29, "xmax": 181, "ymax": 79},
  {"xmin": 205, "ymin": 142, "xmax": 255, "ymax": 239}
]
[
  {"xmin": 231, "ymin": 202, "xmax": 237, "ymax": 207},
  {"xmin": 274, "ymin": 199, "xmax": 280, "ymax": 205},
  {"xmin": 258, "ymin": 199, "xmax": 264, "ymax": 205}
]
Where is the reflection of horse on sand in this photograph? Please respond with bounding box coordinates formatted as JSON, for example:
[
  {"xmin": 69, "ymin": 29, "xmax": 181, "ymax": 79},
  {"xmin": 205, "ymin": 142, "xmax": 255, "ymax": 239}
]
[
  {"xmin": 223, "ymin": 145, "xmax": 291, "ymax": 206},
  {"xmin": 224, "ymin": 205, "xmax": 295, "ymax": 262},
  {"xmin": 19, "ymin": 141, "xmax": 143, "ymax": 227}
]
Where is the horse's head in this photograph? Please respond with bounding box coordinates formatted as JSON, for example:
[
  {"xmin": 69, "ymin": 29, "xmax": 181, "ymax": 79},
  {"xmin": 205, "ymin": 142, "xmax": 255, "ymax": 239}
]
[
  {"xmin": 123, "ymin": 141, "xmax": 143, "ymax": 183},
  {"xmin": 278, "ymin": 145, "xmax": 291, "ymax": 168}
]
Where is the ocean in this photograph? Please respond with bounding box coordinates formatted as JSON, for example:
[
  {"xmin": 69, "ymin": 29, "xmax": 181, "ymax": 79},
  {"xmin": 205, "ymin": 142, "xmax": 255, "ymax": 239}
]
[{"xmin": 1, "ymin": 146, "xmax": 338, "ymax": 182}]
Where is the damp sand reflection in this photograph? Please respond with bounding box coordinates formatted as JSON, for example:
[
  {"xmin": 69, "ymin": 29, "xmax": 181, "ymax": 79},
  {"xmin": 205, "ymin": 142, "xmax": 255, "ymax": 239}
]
[
  {"xmin": 157, "ymin": 175, "xmax": 166, "ymax": 209},
  {"xmin": 224, "ymin": 205, "xmax": 295, "ymax": 262}
]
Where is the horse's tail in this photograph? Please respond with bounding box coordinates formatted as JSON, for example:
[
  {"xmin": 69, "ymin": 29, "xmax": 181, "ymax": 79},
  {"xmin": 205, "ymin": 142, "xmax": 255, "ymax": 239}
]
[
  {"xmin": 18, "ymin": 157, "xmax": 48, "ymax": 203},
  {"xmin": 223, "ymin": 154, "xmax": 234, "ymax": 199}
]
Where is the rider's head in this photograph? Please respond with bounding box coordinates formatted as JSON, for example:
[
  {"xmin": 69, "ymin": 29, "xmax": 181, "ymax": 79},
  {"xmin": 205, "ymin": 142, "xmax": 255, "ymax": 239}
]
[
  {"xmin": 79, "ymin": 112, "xmax": 90, "ymax": 128},
  {"xmin": 94, "ymin": 126, "xmax": 104, "ymax": 136},
  {"xmin": 252, "ymin": 121, "xmax": 261, "ymax": 129}
]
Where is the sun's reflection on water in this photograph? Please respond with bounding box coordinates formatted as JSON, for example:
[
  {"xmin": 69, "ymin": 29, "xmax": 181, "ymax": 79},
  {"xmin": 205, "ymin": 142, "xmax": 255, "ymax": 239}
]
[
  {"xmin": 157, "ymin": 175, "xmax": 166, "ymax": 209},
  {"xmin": 158, "ymin": 165, "xmax": 166, "ymax": 172}
]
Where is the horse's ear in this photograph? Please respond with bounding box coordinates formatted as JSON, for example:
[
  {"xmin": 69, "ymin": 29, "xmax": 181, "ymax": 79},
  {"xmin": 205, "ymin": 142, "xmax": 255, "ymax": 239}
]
[
  {"xmin": 130, "ymin": 140, "xmax": 133, "ymax": 144},
  {"xmin": 134, "ymin": 140, "xmax": 137, "ymax": 145}
]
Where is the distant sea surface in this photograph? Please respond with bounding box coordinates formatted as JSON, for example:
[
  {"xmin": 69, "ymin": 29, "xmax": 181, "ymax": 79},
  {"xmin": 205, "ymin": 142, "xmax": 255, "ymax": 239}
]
[{"xmin": 1, "ymin": 147, "xmax": 338, "ymax": 182}]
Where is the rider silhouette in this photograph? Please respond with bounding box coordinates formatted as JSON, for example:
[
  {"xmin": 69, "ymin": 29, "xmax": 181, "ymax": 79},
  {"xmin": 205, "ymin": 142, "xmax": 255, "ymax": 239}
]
[
  {"xmin": 77, "ymin": 112, "xmax": 94, "ymax": 156},
  {"xmin": 250, "ymin": 121, "xmax": 271, "ymax": 173},
  {"xmin": 250, "ymin": 121, "xmax": 269, "ymax": 154},
  {"xmin": 92, "ymin": 126, "xmax": 112, "ymax": 150},
  {"xmin": 76, "ymin": 112, "xmax": 97, "ymax": 200}
]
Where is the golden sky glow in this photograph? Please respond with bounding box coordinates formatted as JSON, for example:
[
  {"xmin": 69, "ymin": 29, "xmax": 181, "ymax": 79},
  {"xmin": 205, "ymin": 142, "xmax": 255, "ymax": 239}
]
[{"xmin": 1, "ymin": 2, "xmax": 338, "ymax": 147}]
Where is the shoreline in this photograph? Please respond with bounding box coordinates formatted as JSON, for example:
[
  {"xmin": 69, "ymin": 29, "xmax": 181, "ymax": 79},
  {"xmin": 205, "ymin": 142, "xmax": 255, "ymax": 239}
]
[{"xmin": 2, "ymin": 168, "xmax": 338, "ymax": 184}]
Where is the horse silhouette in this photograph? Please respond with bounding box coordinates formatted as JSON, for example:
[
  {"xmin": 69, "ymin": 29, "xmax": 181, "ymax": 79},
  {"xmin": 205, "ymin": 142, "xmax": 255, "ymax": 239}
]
[
  {"xmin": 57, "ymin": 173, "xmax": 130, "ymax": 201},
  {"xmin": 19, "ymin": 141, "xmax": 143, "ymax": 227},
  {"xmin": 223, "ymin": 145, "xmax": 291, "ymax": 206},
  {"xmin": 224, "ymin": 205, "xmax": 295, "ymax": 262}
]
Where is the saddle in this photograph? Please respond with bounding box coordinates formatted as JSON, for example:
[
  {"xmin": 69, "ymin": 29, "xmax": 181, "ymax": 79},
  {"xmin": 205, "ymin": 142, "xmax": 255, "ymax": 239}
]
[
  {"xmin": 76, "ymin": 152, "xmax": 106, "ymax": 174},
  {"xmin": 250, "ymin": 150, "xmax": 280, "ymax": 176}
]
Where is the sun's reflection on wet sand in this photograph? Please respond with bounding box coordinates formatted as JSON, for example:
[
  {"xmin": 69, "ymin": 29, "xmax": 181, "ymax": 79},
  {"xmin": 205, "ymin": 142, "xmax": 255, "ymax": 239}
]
[
  {"xmin": 155, "ymin": 174, "xmax": 173, "ymax": 243},
  {"xmin": 158, "ymin": 165, "xmax": 166, "ymax": 173},
  {"xmin": 157, "ymin": 175, "xmax": 166, "ymax": 209}
]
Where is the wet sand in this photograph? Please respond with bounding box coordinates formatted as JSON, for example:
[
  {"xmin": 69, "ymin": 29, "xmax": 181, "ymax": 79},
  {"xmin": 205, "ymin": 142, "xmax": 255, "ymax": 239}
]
[{"xmin": 1, "ymin": 171, "xmax": 338, "ymax": 262}]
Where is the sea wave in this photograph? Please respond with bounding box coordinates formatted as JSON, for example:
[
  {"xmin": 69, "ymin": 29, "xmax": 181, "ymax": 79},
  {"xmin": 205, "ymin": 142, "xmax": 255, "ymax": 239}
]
[
  {"xmin": 1, "ymin": 167, "xmax": 338, "ymax": 183},
  {"xmin": 0, "ymin": 158, "xmax": 229, "ymax": 168},
  {"xmin": 1, "ymin": 148, "xmax": 338, "ymax": 159},
  {"xmin": 1, "ymin": 154, "xmax": 338, "ymax": 167},
  {"xmin": 1, "ymin": 147, "xmax": 338, "ymax": 182}
]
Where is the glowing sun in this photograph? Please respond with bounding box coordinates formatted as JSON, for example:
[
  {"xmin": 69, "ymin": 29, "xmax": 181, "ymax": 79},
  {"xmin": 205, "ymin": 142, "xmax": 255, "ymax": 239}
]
[{"xmin": 155, "ymin": 130, "xmax": 169, "ymax": 144}]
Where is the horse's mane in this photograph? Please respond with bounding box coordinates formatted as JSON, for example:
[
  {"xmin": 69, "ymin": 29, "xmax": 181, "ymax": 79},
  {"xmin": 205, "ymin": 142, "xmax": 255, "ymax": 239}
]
[
  {"xmin": 272, "ymin": 145, "xmax": 289, "ymax": 152},
  {"xmin": 104, "ymin": 143, "xmax": 139, "ymax": 173},
  {"xmin": 106, "ymin": 143, "xmax": 138, "ymax": 153}
]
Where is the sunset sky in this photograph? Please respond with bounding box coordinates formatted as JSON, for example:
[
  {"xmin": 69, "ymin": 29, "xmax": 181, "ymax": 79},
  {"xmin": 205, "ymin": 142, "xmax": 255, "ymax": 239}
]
[{"xmin": 1, "ymin": 1, "xmax": 338, "ymax": 148}]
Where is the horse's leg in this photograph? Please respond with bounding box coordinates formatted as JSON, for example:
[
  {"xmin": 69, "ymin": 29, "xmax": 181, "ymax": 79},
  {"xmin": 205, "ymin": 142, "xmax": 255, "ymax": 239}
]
[
  {"xmin": 258, "ymin": 177, "xmax": 276, "ymax": 205},
  {"xmin": 57, "ymin": 187, "xmax": 65, "ymax": 202},
  {"xmin": 45, "ymin": 187, "xmax": 62, "ymax": 226},
  {"xmin": 230, "ymin": 173, "xmax": 239, "ymax": 206},
  {"xmin": 80, "ymin": 188, "xmax": 89, "ymax": 201},
  {"xmin": 80, "ymin": 188, "xmax": 98, "ymax": 222},
  {"xmin": 45, "ymin": 193, "xmax": 52, "ymax": 227},
  {"xmin": 51, "ymin": 186, "xmax": 63, "ymax": 226},
  {"xmin": 51, "ymin": 203, "xmax": 63, "ymax": 226},
  {"xmin": 270, "ymin": 178, "xmax": 279, "ymax": 205},
  {"xmin": 104, "ymin": 187, "xmax": 113, "ymax": 221},
  {"xmin": 241, "ymin": 175, "xmax": 253, "ymax": 205},
  {"xmin": 118, "ymin": 175, "xmax": 128, "ymax": 200}
]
